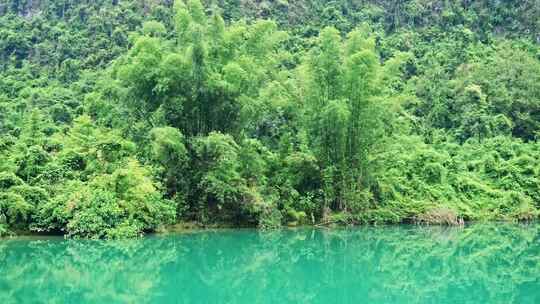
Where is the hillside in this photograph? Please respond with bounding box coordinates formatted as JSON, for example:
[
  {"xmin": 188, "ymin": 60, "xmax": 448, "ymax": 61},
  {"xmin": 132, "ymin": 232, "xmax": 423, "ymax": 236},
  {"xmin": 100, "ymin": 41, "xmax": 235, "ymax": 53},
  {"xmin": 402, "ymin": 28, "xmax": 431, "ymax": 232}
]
[{"xmin": 0, "ymin": 0, "xmax": 539, "ymax": 238}]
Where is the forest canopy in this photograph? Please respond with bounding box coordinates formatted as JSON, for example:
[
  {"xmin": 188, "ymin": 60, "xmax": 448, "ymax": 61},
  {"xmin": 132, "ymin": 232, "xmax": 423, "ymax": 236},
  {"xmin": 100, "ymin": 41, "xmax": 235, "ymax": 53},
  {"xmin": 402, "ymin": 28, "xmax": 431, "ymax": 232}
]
[{"xmin": 0, "ymin": 0, "xmax": 539, "ymax": 238}]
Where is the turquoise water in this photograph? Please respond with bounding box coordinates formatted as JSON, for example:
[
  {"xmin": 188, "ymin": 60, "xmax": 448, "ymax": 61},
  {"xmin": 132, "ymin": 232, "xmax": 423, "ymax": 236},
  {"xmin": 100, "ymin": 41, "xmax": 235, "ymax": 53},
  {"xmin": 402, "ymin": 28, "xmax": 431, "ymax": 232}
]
[{"xmin": 1, "ymin": 223, "xmax": 539, "ymax": 303}]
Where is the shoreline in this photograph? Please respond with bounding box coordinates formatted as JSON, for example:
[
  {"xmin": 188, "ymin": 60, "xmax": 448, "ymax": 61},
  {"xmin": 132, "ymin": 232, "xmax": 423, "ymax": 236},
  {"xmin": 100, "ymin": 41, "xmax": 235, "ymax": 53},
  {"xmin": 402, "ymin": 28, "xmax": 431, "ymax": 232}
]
[{"xmin": 2, "ymin": 220, "xmax": 538, "ymax": 240}]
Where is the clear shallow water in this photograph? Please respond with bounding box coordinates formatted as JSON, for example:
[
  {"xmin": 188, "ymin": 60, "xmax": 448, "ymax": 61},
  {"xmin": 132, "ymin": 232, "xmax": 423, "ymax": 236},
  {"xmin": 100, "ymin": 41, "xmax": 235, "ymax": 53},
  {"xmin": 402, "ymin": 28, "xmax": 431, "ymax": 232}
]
[{"xmin": 1, "ymin": 223, "xmax": 539, "ymax": 304}]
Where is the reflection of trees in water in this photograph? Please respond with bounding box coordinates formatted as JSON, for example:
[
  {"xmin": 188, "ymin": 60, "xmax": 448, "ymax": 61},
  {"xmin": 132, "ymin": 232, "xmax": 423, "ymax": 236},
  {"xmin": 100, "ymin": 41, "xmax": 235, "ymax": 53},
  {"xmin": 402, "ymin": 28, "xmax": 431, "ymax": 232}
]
[
  {"xmin": 170, "ymin": 225, "xmax": 540, "ymax": 303},
  {"xmin": 163, "ymin": 225, "xmax": 540, "ymax": 303},
  {"xmin": 1, "ymin": 224, "xmax": 539, "ymax": 303},
  {"xmin": 0, "ymin": 237, "xmax": 181, "ymax": 304}
]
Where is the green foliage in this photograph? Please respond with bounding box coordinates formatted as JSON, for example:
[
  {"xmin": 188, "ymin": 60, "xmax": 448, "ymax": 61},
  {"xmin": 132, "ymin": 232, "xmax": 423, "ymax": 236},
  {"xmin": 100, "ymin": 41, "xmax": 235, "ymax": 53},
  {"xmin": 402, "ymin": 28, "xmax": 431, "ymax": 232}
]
[
  {"xmin": 258, "ymin": 205, "xmax": 283, "ymax": 229},
  {"xmin": 298, "ymin": 25, "xmax": 387, "ymax": 211},
  {"xmin": 0, "ymin": 0, "xmax": 539, "ymax": 237},
  {"xmin": 0, "ymin": 172, "xmax": 23, "ymax": 190},
  {"xmin": 372, "ymin": 135, "xmax": 540, "ymax": 223},
  {"xmin": 36, "ymin": 160, "xmax": 176, "ymax": 239},
  {"xmin": 191, "ymin": 132, "xmax": 247, "ymax": 220}
]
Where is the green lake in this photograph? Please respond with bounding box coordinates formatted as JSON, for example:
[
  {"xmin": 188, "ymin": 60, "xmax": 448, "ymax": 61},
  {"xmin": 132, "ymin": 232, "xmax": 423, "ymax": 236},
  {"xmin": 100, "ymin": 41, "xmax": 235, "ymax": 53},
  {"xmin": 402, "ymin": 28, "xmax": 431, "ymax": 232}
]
[{"xmin": 1, "ymin": 223, "xmax": 539, "ymax": 303}]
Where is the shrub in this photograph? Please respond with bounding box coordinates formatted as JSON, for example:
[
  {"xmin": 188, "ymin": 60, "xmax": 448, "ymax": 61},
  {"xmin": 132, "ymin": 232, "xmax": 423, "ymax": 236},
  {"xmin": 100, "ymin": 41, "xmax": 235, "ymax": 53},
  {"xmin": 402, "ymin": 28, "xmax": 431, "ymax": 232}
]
[
  {"xmin": 15, "ymin": 146, "xmax": 51, "ymax": 181},
  {"xmin": 66, "ymin": 189, "xmax": 123, "ymax": 239},
  {"xmin": 9, "ymin": 185, "xmax": 48, "ymax": 207},
  {"xmin": 192, "ymin": 132, "xmax": 246, "ymax": 219},
  {"xmin": 35, "ymin": 160, "xmax": 176, "ymax": 239},
  {"xmin": 258, "ymin": 205, "xmax": 282, "ymax": 229},
  {"xmin": 0, "ymin": 192, "xmax": 34, "ymax": 228},
  {"xmin": 0, "ymin": 172, "xmax": 23, "ymax": 190}
]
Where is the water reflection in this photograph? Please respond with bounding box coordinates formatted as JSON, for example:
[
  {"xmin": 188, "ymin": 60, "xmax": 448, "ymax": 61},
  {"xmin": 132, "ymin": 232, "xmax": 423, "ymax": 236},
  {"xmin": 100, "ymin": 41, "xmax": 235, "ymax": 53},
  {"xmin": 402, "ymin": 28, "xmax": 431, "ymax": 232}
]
[{"xmin": 1, "ymin": 223, "xmax": 539, "ymax": 303}]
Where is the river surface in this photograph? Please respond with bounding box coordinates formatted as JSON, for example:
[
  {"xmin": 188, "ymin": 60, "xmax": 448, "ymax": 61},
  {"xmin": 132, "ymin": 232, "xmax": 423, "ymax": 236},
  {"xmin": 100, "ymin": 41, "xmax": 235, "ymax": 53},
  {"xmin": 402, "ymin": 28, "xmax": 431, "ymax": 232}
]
[{"xmin": 1, "ymin": 223, "xmax": 539, "ymax": 303}]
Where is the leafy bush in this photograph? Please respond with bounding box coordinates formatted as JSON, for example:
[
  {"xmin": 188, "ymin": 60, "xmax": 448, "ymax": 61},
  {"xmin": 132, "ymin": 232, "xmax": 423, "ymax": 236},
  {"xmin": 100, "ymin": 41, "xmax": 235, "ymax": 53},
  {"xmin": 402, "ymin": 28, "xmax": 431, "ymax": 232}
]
[
  {"xmin": 0, "ymin": 172, "xmax": 23, "ymax": 190},
  {"xmin": 0, "ymin": 192, "xmax": 33, "ymax": 228},
  {"xmin": 373, "ymin": 135, "xmax": 540, "ymax": 223},
  {"xmin": 35, "ymin": 160, "xmax": 176, "ymax": 239},
  {"xmin": 258, "ymin": 205, "xmax": 283, "ymax": 229}
]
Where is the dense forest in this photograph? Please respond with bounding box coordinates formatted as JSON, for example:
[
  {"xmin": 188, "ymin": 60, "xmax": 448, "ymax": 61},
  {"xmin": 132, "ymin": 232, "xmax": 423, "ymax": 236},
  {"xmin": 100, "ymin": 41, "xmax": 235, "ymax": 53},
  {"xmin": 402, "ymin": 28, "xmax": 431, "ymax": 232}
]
[{"xmin": 0, "ymin": 0, "xmax": 539, "ymax": 238}]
